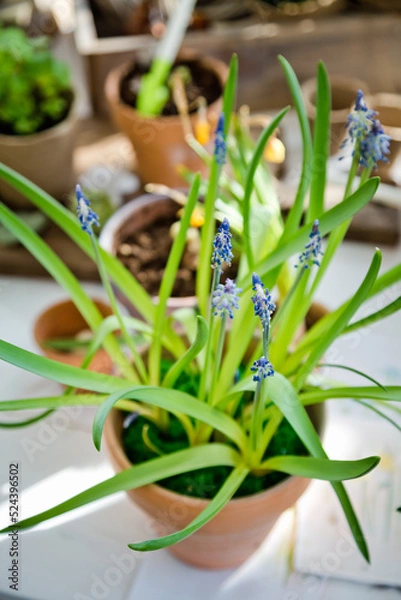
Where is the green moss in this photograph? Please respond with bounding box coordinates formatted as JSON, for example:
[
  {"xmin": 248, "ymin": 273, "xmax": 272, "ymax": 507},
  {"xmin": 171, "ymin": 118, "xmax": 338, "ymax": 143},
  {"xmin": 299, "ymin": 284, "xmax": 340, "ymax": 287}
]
[{"xmin": 122, "ymin": 359, "xmax": 307, "ymax": 499}]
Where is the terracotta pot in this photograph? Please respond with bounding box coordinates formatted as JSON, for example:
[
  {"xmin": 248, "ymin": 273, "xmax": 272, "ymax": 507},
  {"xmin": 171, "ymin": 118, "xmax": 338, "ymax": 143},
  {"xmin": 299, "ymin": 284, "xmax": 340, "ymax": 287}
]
[
  {"xmin": 99, "ymin": 193, "xmax": 198, "ymax": 317},
  {"xmin": 104, "ymin": 51, "xmax": 228, "ymax": 188},
  {"xmin": 367, "ymin": 93, "xmax": 401, "ymax": 183},
  {"xmin": 0, "ymin": 104, "xmax": 77, "ymax": 209},
  {"xmin": 302, "ymin": 75, "xmax": 369, "ymax": 155},
  {"xmin": 252, "ymin": 0, "xmax": 346, "ymax": 21},
  {"xmin": 34, "ymin": 298, "xmax": 113, "ymax": 374},
  {"xmin": 105, "ymin": 402, "xmax": 324, "ymax": 569}
]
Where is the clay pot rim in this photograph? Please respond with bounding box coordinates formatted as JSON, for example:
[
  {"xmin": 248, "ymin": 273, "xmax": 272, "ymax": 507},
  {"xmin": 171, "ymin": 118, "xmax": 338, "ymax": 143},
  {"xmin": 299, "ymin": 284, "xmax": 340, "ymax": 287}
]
[
  {"xmin": 366, "ymin": 92, "xmax": 401, "ymax": 141},
  {"xmin": 104, "ymin": 49, "xmax": 227, "ymax": 125},
  {"xmin": 99, "ymin": 193, "xmax": 198, "ymax": 310},
  {"xmin": 104, "ymin": 406, "xmax": 324, "ymax": 510},
  {"xmin": 33, "ymin": 296, "xmax": 111, "ymax": 352},
  {"xmin": 302, "ymin": 75, "xmax": 369, "ymax": 123},
  {"xmin": 0, "ymin": 97, "xmax": 77, "ymax": 145}
]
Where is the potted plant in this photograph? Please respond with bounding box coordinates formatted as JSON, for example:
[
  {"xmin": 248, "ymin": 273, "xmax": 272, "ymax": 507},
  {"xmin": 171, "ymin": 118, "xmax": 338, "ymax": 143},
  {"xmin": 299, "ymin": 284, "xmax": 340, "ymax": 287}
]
[
  {"xmin": 0, "ymin": 27, "xmax": 76, "ymax": 209},
  {"xmin": 0, "ymin": 56, "xmax": 400, "ymax": 572},
  {"xmin": 105, "ymin": 0, "xmax": 228, "ymax": 188}
]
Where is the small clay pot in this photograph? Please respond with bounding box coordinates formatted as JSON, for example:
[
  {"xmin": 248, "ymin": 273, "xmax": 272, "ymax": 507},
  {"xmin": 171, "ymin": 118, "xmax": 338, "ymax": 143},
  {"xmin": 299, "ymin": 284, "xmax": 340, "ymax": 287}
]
[
  {"xmin": 252, "ymin": 0, "xmax": 346, "ymax": 21},
  {"xmin": 0, "ymin": 104, "xmax": 77, "ymax": 209},
  {"xmin": 34, "ymin": 298, "xmax": 113, "ymax": 374},
  {"xmin": 104, "ymin": 402, "xmax": 324, "ymax": 569},
  {"xmin": 104, "ymin": 50, "xmax": 228, "ymax": 188},
  {"xmin": 99, "ymin": 193, "xmax": 198, "ymax": 317},
  {"xmin": 302, "ymin": 75, "xmax": 369, "ymax": 156},
  {"xmin": 367, "ymin": 93, "xmax": 401, "ymax": 183}
]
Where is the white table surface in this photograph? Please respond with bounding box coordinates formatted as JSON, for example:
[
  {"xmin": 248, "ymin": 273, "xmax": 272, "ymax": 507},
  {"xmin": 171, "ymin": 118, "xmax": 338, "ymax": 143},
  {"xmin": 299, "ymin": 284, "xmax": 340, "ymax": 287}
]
[{"xmin": 1, "ymin": 237, "xmax": 401, "ymax": 600}]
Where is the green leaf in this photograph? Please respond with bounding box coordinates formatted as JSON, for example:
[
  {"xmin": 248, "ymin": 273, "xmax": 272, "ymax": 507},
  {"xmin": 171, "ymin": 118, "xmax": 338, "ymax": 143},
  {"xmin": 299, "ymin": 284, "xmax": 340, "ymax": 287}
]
[
  {"xmin": 266, "ymin": 372, "xmax": 371, "ymax": 562},
  {"xmin": 162, "ymin": 316, "xmax": 208, "ymax": 388},
  {"xmin": 222, "ymin": 54, "xmax": 238, "ymax": 135},
  {"xmin": 318, "ymin": 364, "xmax": 387, "ymax": 392},
  {"xmin": 128, "ymin": 465, "xmax": 249, "ymax": 552},
  {"xmin": 0, "ymin": 339, "xmax": 248, "ymax": 451},
  {"xmin": 293, "ymin": 249, "xmax": 382, "ymax": 390},
  {"xmin": 237, "ymin": 179, "xmax": 380, "ymax": 290},
  {"xmin": 0, "ymin": 444, "xmax": 241, "ymax": 534},
  {"xmin": 148, "ymin": 174, "xmax": 200, "ymax": 384},
  {"xmin": 0, "ymin": 203, "xmax": 135, "ymax": 380},
  {"xmin": 278, "ymin": 55, "xmax": 313, "ymax": 239},
  {"xmin": 344, "ymin": 296, "xmax": 401, "ymax": 334},
  {"xmin": 92, "ymin": 385, "xmax": 247, "ymax": 452},
  {"xmin": 352, "ymin": 399, "xmax": 401, "ymax": 434},
  {"xmin": 242, "ymin": 106, "xmax": 290, "ymax": 267},
  {"xmin": 260, "ymin": 455, "xmax": 379, "ymax": 480},
  {"xmin": 0, "ymin": 410, "xmax": 54, "ymax": 428},
  {"xmin": 0, "ymin": 163, "xmax": 155, "ymax": 324},
  {"xmin": 300, "ymin": 385, "xmax": 401, "ymax": 405},
  {"xmin": 308, "ymin": 61, "xmax": 330, "ymax": 221}
]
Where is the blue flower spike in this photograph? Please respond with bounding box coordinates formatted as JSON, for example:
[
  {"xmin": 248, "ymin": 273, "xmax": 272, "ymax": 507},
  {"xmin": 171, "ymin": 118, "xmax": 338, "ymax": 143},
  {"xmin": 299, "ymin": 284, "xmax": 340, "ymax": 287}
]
[
  {"xmin": 296, "ymin": 219, "xmax": 324, "ymax": 270},
  {"xmin": 75, "ymin": 185, "xmax": 99, "ymax": 235},
  {"xmin": 214, "ymin": 113, "xmax": 227, "ymax": 166},
  {"xmin": 251, "ymin": 356, "xmax": 274, "ymax": 382},
  {"xmin": 360, "ymin": 120, "xmax": 391, "ymax": 169},
  {"xmin": 345, "ymin": 90, "xmax": 377, "ymax": 145},
  {"xmin": 212, "ymin": 278, "xmax": 241, "ymax": 319},
  {"xmin": 212, "ymin": 217, "xmax": 234, "ymax": 270},
  {"xmin": 251, "ymin": 273, "xmax": 276, "ymax": 330}
]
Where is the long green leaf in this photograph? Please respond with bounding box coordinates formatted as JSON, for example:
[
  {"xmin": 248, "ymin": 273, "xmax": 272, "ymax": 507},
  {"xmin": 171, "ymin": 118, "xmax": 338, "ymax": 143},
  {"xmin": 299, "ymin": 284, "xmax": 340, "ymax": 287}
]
[
  {"xmin": 162, "ymin": 316, "xmax": 208, "ymax": 388},
  {"xmin": 149, "ymin": 174, "xmax": 200, "ymax": 384},
  {"xmin": 266, "ymin": 372, "xmax": 371, "ymax": 562},
  {"xmin": 128, "ymin": 465, "xmax": 249, "ymax": 552},
  {"xmin": 293, "ymin": 249, "xmax": 382, "ymax": 390},
  {"xmin": 0, "ymin": 203, "xmax": 135, "ymax": 380},
  {"xmin": 0, "ymin": 444, "xmax": 240, "ymax": 533},
  {"xmin": 260, "ymin": 455, "xmax": 379, "ymax": 480},
  {"xmin": 344, "ymin": 296, "xmax": 401, "ymax": 334},
  {"xmin": 352, "ymin": 399, "xmax": 401, "ymax": 434},
  {"xmin": 222, "ymin": 54, "xmax": 238, "ymax": 135},
  {"xmin": 278, "ymin": 55, "xmax": 313, "ymax": 239},
  {"xmin": 237, "ymin": 178, "xmax": 380, "ymax": 290},
  {"xmin": 0, "ymin": 410, "xmax": 54, "ymax": 428},
  {"xmin": 300, "ymin": 386, "xmax": 401, "ymax": 404},
  {"xmin": 318, "ymin": 364, "xmax": 387, "ymax": 391},
  {"xmin": 242, "ymin": 106, "xmax": 290, "ymax": 267},
  {"xmin": 308, "ymin": 61, "xmax": 330, "ymax": 221},
  {"xmin": 0, "ymin": 163, "xmax": 155, "ymax": 322},
  {"xmin": 0, "ymin": 339, "xmax": 247, "ymax": 450}
]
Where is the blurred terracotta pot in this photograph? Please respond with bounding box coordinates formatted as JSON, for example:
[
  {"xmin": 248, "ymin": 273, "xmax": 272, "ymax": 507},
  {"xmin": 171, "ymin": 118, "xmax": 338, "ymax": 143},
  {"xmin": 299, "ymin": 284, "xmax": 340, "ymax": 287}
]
[
  {"xmin": 34, "ymin": 298, "xmax": 113, "ymax": 374},
  {"xmin": 0, "ymin": 105, "xmax": 77, "ymax": 209},
  {"xmin": 104, "ymin": 403, "xmax": 324, "ymax": 569},
  {"xmin": 100, "ymin": 193, "xmax": 198, "ymax": 317},
  {"xmin": 104, "ymin": 51, "xmax": 228, "ymax": 188},
  {"xmin": 368, "ymin": 93, "xmax": 401, "ymax": 183},
  {"xmin": 302, "ymin": 75, "xmax": 369, "ymax": 155},
  {"xmin": 361, "ymin": 0, "xmax": 401, "ymax": 10},
  {"xmin": 252, "ymin": 0, "xmax": 346, "ymax": 20}
]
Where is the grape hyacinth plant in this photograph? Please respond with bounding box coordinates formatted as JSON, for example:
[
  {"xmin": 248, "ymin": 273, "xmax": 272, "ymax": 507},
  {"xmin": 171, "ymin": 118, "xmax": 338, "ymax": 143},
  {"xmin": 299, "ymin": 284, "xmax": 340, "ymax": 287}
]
[{"xmin": 1, "ymin": 56, "xmax": 401, "ymax": 565}]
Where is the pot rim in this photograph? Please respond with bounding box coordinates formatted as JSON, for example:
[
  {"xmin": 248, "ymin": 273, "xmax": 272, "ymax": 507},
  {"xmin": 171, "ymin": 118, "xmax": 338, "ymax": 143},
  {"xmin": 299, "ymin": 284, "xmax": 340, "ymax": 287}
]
[
  {"xmin": 104, "ymin": 49, "xmax": 227, "ymax": 125},
  {"xmin": 0, "ymin": 96, "xmax": 77, "ymax": 145},
  {"xmin": 104, "ymin": 401, "xmax": 325, "ymax": 510},
  {"xmin": 33, "ymin": 296, "xmax": 111, "ymax": 352}
]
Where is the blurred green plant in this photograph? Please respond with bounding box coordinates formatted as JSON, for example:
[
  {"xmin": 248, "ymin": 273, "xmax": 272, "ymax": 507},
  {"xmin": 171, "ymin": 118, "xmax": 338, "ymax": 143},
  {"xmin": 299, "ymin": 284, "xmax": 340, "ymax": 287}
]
[{"xmin": 0, "ymin": 27, "xmax": 73, "ymax": 136}]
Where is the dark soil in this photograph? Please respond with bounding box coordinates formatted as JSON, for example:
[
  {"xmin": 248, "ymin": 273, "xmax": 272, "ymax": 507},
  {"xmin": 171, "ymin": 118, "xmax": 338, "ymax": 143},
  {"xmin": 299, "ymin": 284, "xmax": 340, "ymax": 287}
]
[
  {"xmin": 116, "ymin": 211, "xmax": 238, "ymax": 298},
  {"xmin": 120, "ymin": 58, "xmax": 222, "ymax": 116},
  {"xmin": 122, "ymin": 362, "xmax": 308, "ymax": 499}
]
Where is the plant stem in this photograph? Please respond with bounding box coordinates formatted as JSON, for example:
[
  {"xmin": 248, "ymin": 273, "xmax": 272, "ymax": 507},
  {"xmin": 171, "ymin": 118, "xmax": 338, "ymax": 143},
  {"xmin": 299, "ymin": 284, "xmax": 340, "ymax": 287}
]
[
  {"xmin": 208, "ymin": 313, "xmax": 227, "ymax": 406},
  {"xmin": 250, "ymin": 379, "xmax": 264, "ymax": 462},
  {"xmin": 198, "ymin": 267, "xmax": 221, "ymax": 403}
]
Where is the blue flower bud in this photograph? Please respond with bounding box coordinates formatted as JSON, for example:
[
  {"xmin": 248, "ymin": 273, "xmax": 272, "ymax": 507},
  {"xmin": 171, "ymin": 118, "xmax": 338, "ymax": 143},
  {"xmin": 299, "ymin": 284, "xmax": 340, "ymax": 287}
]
[
  {"xmin": 296, "ymin": 219, "xmax": 324, "ymax": 270},
  {"xmin": 251, "ymin": 273, "xmax": 276, "ymax": 331},
  {"xmin": 214, "ymin": 113, "xmax": 226, "ymax": 166},
  {"xmin": 75, "ymin": 185, "xmax": 99, "ymax": 235},
  {"xmin": 251, "ymin": 356, "xmax": 274, "ymax": 382},
  {"xmin": 212, "ymin": 217, "xmax": 234, "ymax": 270},
  {"xmin": 212, "ymin": 278, "xmax": 241, "ymax": 319}
]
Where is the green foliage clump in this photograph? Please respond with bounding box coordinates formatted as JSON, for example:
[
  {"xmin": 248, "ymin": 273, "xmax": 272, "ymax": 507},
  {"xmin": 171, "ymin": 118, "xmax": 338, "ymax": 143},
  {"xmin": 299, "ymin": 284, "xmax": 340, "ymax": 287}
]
[{"xmin": 0, "ymin": 27, "xmax": 73, "ymax": 136}]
